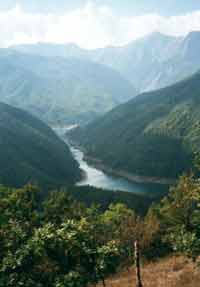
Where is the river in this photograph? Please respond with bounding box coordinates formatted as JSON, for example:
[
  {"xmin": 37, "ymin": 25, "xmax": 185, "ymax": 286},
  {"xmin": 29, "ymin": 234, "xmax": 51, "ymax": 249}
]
[{"xmin": 53, "ymin": 126, "xmax": 169, "ymax": 196}]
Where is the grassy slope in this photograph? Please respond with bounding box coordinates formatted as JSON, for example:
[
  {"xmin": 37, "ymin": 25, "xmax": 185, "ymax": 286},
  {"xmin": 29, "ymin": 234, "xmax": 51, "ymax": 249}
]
[
  {"xmin": 97, "ymin": 256, "xmax": 200, "ymax": 287},
  {"xmin": 0, "ymin": 102, "xmax": 81, "ymax": 188},
  {"xmin": 71, "ymin": 71, "xmax": 200, "ymax": 179}
]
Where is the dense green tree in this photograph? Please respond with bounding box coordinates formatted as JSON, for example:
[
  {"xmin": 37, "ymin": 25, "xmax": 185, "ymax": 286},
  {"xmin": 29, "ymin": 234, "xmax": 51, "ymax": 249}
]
[
  {"xmin": 43, "ymin": 190, "xmax": 85, "ymax": 225},
  {"xmin": 0, "ymin": 185, "xmax": 121, "ymax": 286},
  {"xmin": 155, "ymin": 174, "xmax": 200, "ymax": 260}
]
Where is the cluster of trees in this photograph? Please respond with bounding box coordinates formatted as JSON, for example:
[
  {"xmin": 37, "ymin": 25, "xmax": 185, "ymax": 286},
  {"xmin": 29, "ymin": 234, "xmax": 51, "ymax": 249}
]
[
  {"xmin": 0, "ymin": 185, "xmax": 117, "ymax": 286},
  {"xmin": 153, "ymin": 173, "xmax": 200, "ymax": 261},
  {"xmin": 64, "ymin": 185, "xmax": 167, "ymax": 216},
  {"xmin": 0, "ymin": 184, "xmax": 162, "ymax": 286},
  {"xmin": 1, "ymin": 171, "xmax": 200, "ymax": 286}
]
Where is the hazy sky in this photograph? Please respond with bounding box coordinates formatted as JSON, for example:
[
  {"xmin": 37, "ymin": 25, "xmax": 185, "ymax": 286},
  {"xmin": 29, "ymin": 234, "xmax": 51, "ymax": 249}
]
[
  {"xmin": 0, "ymin": 0, "xmax": 200, "ymax": 49},
  {"xmin": 1, "ymin": 1, "xmax": 200, "ymax": 16}
]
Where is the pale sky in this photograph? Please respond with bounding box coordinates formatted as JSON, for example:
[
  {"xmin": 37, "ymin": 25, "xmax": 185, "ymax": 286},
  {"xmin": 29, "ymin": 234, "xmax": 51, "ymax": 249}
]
[{"xmin": 0, "ymin": 1, "xmax": 200, "ymax": 49}]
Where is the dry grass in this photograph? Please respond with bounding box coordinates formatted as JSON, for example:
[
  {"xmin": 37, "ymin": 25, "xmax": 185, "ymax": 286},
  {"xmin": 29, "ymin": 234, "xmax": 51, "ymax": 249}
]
[{"xmin": 96, "ymin": 256, "xmax": 200, "ymax": 287}]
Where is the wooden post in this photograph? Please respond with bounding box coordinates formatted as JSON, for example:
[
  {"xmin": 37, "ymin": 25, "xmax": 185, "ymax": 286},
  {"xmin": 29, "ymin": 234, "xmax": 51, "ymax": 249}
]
[
  {"xmin": 102, "ymin": 277, "xmax": 106, "ymax": 287},
  {"xmin": 134, "ymin": 240, "xmax": 143, "ymax": 287}
]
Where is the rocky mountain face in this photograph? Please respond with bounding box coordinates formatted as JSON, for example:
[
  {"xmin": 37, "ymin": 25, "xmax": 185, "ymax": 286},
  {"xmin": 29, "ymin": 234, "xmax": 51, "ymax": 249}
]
[{"xmin": 13, "ymin": 31, "xmax": 200, "ymax": 92}]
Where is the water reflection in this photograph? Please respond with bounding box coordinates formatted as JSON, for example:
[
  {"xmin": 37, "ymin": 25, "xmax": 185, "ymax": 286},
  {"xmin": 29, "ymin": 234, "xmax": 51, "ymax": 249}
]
[{"xmin": 54, "ymin": 126, "xmax": 168, "ymax": 196}]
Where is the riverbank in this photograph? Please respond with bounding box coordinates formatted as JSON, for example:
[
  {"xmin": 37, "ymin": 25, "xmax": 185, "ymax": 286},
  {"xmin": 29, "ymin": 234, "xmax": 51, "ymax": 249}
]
[
  {"xmin": 69, "ymin": 139, "xmax": 175, "ymax": 186},
  {"xmin": 85, "ymin": 155, "xmax": 176, "ymax": 186}
]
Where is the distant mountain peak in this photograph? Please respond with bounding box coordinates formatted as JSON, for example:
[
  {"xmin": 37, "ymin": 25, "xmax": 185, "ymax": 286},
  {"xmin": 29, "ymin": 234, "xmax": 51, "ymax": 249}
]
[
  {"xmin": 181, "ymin": 30, "xmax": 200, "ymax": 59},
  {"xmin": 148, "ymin": 31, "xmax": 167, "ymax": 38},
  {"xmin": 184, "ymin": 30, "xmax": 200, "ymax": 44},
  {"xmin": 141, "ymin": 31, "xmax": 178, "ymax": 42},
  {"xmin": 186, "ymin": 30, "xmax": 200, "ymax": 38}
]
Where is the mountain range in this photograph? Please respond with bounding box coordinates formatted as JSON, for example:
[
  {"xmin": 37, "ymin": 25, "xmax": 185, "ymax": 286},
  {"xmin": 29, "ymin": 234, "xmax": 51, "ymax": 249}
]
[
  {"xmin": 0, "ymin": 50, "xmax": 135, "ymax": 124},
  {"xmin": 13, "ymin": 31, "xmax": 200, "ymax": 92},
  {"xmin": 0, "ymin": 102, "xmax": 81, "ymax": 188}
]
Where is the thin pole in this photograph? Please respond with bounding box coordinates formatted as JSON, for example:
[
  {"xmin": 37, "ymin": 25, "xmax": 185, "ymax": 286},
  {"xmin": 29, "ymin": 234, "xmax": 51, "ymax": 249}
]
[{"xmin": 134, "ymin": 240, "xmax": 143, "ymax": 287}]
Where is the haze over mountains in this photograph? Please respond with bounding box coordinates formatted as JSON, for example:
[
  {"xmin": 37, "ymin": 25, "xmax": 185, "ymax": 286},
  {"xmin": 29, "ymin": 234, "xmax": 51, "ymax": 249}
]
[
  {"xmin": 0, "ymin": 31, "xmax": 198, "ymax": 127},
  {"xmin": 0, "ymin": 102, "xmax": 81, "ymax": 188},
  {"xmin": 70, "ymin": 71, "xmax": 200, "ymax": 179},
  {"xmin": 0, "ymin": 49, "xmax": 135, "ymax": 124},
  {"xmin": 13, "ymin": 31, "xmax": 200, "ymax": 92}
]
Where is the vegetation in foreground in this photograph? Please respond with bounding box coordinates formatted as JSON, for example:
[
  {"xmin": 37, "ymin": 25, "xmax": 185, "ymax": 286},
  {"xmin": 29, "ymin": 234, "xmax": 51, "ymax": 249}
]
[{"xmin": 0, "ymin": 171, "xmax": 200, "ymax": 286}]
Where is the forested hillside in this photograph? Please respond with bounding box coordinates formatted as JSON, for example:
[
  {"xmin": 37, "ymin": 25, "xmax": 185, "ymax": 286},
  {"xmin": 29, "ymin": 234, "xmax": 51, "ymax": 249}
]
[
  {"xmin": 0, "ymin": 102, "xmax": 81, "ymax": 188},
  {"xmin": 0, "ymin": 50, "xmax": 136, "ymax": 124},
  {"xmin": 70, "ymin": 71, "xmax": 200, "ymax": 179}
]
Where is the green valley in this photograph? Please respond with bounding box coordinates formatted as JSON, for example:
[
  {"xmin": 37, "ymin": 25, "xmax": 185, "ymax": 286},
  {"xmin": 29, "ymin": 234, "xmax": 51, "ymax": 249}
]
[{"xmin": 70, "ymin": 71, "xmax": 200, "ymax": 179}]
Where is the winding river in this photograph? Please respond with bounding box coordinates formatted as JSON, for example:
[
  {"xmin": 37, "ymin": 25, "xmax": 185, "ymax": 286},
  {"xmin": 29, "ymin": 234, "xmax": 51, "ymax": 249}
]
[{"xmin": 53, "ymin": 126, "xmax": 169, "ymax": 196}]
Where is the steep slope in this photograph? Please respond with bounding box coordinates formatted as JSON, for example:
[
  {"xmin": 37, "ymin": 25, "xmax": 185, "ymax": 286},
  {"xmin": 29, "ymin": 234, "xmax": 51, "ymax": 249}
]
[
  {"xmin": 0, "ymin": 50, "xmax": 136, "ymax": 124},
  {"xmin": 91, "ymin": 31, "xmax": 200, "ymax": 92},
  {"xmin": 13, "ymin": 31, "xmax": 200, "ymax": 92},
  {"xmin": 70, "ymin": 72, "xmax": 200, "ymax": 179},
  {"xmin": 0, "ymin": 102, "xmax": 81, "ymax": 188},
  {"xmin": 90, "ymin": 32, "xmax": 183, "ymax": 91}
]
